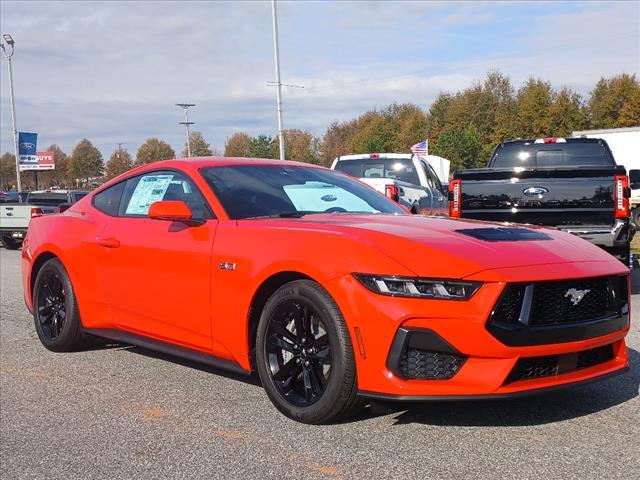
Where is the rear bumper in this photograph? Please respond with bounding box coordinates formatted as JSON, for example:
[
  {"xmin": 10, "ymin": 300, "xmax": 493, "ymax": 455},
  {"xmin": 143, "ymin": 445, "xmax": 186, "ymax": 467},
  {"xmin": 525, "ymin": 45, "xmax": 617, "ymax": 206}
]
[
  {"xmin": 0, "ymin": 227, "xmax": 27, "ymax": 237},
  {"xmin": 560, "ymin": 219, "xmax": 631, "ymax": 248}
]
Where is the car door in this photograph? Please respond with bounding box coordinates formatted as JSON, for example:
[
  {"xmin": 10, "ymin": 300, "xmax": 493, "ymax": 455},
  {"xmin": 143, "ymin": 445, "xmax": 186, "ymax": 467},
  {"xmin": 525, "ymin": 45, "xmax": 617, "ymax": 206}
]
[
  {"xmin": 95, "ymin": 169, "xmax": 217, "ymax": 351},
  {"xmin": 422, "ymin": 160, "xmax": 448, "ymax": 215}
]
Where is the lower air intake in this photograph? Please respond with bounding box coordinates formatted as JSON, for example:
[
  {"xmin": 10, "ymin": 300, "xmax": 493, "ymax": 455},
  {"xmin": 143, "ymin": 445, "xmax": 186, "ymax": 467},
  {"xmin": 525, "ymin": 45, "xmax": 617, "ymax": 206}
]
[{"xmin": 400, "ymin": 349, "xmax": 466, "ymax": 380}]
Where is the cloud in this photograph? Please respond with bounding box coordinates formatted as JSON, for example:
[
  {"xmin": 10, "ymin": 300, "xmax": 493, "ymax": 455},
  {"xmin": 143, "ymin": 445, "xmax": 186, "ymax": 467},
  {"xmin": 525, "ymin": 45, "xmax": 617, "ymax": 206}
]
[{"xmin": 0, "ymin": 0, "xmax": 637, "ymax": 159}]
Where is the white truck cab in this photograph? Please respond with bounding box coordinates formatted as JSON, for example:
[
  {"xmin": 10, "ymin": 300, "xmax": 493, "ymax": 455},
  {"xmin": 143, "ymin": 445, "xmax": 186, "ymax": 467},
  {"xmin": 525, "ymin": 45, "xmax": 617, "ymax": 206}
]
[{"xmin": 331, "ymin": 153, "xmax": 450, "ymax": 215}]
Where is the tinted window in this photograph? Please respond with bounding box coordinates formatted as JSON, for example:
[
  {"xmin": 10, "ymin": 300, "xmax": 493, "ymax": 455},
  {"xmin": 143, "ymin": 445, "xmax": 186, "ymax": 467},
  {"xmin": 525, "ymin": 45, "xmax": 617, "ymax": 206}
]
[
  {"xmin": 334, "ymin": 158, "xmax": 420, "ymax": 184},
  {"xmin": 119, "ymin": 170, "xmax": 211, "ymax": 218},
  {"xmin": 72, "ymin": 192, "xmax": 87, "ymax": 202},
  {"xmin": 491, "ymin": 141, "xmax": 614, "ymax": 167},
  {"xmin": 423, "ymin": 161, "xmax": 443, "ymax": 193},
  {"xmin": 201, "ymin": 165, "xmax": 406, "ymax": 219},
  {"xmin": 27, "ymin": 193, "xmax": 70, "ymax": 206},
  {"xmin": 93, "ymin": 182, "xmax": 125, "ymax": 216}
]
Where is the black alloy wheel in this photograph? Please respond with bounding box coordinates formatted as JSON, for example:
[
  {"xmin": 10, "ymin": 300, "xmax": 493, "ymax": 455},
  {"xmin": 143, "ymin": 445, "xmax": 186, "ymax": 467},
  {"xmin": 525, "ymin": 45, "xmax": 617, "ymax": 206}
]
[
  {"xmin": 265, "ymin": 299, "xmax": 332, "ymax": 406},
  {"xmin": 33, "ymin": 257, "xmax": 89, "ymax": 352},
  {"xmin": 36, "ymin": 269, "xmax": 67, "ymax": 340},
  {"xmin": 256, "ymin": 280, "xmax": 365, "ymax": 424}
]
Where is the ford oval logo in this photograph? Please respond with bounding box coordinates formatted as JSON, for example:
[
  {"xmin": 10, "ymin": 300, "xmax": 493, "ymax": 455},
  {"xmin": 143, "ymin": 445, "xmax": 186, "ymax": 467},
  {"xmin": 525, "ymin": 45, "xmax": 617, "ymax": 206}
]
[
  {"xmin": 523, "ymin": 186, "xmax": 548, "ymax": 196},
  {"xmin": 321, "ymin": 195, "xmax": 337, "ymax": 202}
]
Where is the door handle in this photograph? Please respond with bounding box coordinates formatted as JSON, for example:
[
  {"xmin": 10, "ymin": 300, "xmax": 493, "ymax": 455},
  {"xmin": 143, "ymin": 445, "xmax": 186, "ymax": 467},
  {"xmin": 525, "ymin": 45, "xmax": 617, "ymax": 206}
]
[{"xmin": 96, "ymin": 236, "xmax": 120, "ymax": 248}]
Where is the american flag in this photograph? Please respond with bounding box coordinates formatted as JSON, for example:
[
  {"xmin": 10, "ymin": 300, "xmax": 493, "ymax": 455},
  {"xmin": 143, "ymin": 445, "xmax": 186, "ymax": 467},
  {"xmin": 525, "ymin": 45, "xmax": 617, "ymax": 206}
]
[{"xmin": 410, "ymin": 139, "xmax": 428, "ymax": 156}]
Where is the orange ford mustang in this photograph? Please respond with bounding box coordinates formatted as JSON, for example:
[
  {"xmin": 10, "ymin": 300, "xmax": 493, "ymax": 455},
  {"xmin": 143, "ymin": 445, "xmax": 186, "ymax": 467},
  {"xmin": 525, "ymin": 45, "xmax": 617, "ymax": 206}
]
[{"xmin": 22, "ymin": 157, "xmax": 630, "ymax": 423}]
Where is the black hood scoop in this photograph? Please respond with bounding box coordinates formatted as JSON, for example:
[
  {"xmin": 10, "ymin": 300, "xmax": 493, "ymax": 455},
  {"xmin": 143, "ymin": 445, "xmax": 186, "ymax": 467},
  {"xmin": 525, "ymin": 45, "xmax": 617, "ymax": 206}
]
[{"xmin": 455, "ymin": 227, "xmax": 552, "ymax": 242}]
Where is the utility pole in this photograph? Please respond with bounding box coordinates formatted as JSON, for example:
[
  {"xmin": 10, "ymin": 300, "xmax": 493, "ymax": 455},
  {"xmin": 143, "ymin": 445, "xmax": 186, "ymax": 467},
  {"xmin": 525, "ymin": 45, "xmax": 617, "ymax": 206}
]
[
  {"xmin": 176, "ymin": 103, "xmax": 195, "ymax": 157},
  {"xmin": 1, "ymin": 34, "xmax": 21, "ymax": 191},
  {"xmin": 271, "ymin": 0, "xmax": 285, "ymax": 161},
  {"xmin": 116, "ymin": 142, "xmax": 125, "ymax": 159}
]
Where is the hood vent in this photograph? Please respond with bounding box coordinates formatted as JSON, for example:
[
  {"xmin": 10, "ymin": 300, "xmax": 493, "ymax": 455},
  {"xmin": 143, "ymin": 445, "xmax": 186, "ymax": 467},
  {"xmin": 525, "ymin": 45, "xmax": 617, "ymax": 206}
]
[{"xmin": 455, "ymin": 227, "xmax": 552, "ymax": 242}]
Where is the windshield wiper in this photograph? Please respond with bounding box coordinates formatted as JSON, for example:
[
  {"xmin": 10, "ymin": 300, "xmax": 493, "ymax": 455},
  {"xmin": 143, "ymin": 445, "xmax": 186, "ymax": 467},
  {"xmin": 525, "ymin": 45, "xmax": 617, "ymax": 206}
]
[{"xmin": 245, "ymin": 212, "xmax": 306, "ymax": 219}]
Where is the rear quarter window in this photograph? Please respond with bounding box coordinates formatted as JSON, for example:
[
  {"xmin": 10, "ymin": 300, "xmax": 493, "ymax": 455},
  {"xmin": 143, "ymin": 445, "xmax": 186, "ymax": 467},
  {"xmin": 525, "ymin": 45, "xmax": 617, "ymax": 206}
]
[{"xmin": 92, "ymin": 182, "xmax": 125, "ymax": 216}]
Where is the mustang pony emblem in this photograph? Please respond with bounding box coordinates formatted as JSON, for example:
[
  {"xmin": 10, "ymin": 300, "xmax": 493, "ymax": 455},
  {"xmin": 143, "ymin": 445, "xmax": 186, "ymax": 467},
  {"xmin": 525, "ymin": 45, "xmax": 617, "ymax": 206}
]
[{"xmin": 565, "ymin": 288, "xmax": 590, "ymax": 306}]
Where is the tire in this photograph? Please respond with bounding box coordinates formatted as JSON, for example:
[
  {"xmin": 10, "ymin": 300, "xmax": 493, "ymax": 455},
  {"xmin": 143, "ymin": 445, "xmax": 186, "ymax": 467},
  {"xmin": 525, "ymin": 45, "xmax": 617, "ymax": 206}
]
[
  {"xmin": 1, "ymin": 235, "xmax": 21, "ymax": 250},
  {"xmin": 632, "ymin": 208, "xmax": 640, "ymax": 230},
  {"xmin": 255, "ymin": 280, "xmax": 365, "ymax": 424},
  {"xmin": 32, "ymin": 257, "xmax": 89, "ymax": 352},
  {"xmin": 611, "ymin": 245, "xmax": 632, "ymax": 268}
]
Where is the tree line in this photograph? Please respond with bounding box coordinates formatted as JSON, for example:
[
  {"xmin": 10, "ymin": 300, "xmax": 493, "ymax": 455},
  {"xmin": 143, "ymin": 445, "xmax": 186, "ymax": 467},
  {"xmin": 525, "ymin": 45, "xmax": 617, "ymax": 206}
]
[
  {"xmin": 1, "ymin": 71, "xmax": 638, "ymax": 190},
  {"xmin": 225, "ymin": 72, "xmax": 639, "ymax": 172},
  {"xmin": 0, "ymin": 132, "xmax": 213, "ymax": 190}
]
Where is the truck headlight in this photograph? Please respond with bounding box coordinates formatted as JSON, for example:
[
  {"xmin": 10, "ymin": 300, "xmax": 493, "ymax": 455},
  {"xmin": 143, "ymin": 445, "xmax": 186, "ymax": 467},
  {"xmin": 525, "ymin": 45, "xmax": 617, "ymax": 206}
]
[{"xmin": 353, "ymin": 274, "xmax": 481, "ymax": 300}]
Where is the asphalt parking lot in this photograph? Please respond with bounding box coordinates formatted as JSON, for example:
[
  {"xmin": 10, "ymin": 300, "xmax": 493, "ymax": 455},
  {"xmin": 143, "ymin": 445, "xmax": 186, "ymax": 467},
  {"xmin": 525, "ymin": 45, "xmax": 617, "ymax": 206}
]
[{"xmin": 1, "ymin": 248, "xmax": 639, "ymax": 479}]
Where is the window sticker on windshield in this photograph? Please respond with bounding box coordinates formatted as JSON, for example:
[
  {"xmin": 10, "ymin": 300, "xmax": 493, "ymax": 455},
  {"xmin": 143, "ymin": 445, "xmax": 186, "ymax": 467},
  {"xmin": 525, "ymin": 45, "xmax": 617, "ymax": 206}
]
[{"xmin": 125, "ymin": 174, "xmax": 174, "ymax": 215}]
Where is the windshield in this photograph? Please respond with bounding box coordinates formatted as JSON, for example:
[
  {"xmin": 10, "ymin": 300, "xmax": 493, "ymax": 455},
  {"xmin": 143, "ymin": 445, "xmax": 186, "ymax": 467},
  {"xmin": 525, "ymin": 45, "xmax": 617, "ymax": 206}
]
[
  {"xmin": 491, "ymin": 141, "xmax": 614, "ymax": 168},
  {"xmin": 334, "ymin": 158, "xmax": 420, "ymax": 184},
  {"xmin": 201, "ymin": 165, "xmax": 406, "ymax": 219}
]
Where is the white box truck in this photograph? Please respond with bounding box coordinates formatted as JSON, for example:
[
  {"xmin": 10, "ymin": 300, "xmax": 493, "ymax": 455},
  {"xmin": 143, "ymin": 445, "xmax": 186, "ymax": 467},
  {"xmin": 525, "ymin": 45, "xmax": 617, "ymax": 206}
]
[{"xmin": 573, "ymin": 126, "xmax": 640, "ymax": 225}]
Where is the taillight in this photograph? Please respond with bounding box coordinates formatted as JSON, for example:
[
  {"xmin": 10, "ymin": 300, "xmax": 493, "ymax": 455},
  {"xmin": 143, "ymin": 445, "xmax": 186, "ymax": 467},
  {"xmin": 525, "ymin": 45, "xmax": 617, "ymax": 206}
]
[
  {"xmin": 449, "ymin": 179, "xmax": 462, "ymax": 217},
  {"xmin": 614, "ymin": 175, "xmax": 630, "ymax": 219},
  {"xmin": 385, "ymin": 184, "xmax": 399, "ymax": 202},
  {"xmin": 30, "ymin": 207, "xmax": 43, "ymax": 218}
]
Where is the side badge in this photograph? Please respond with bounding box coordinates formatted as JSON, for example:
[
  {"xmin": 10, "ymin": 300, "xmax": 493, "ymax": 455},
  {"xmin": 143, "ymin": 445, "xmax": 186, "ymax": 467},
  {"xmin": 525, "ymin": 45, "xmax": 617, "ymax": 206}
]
[{"xmin": 219, "ymin": 262, "xmax": 236, "ymax": 271}]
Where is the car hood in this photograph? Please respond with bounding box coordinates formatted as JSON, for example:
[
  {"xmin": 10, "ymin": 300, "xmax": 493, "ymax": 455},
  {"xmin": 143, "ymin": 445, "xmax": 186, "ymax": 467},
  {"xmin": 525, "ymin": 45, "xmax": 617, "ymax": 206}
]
[{"xmin": 285, "ymin": 214, "xmax": 620, "ymax": 278}]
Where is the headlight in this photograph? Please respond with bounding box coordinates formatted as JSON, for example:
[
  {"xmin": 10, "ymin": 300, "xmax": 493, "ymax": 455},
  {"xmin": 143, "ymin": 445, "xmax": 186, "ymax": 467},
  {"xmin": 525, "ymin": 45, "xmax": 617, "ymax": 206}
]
[{"xmin": 353, "ymin": 274, "xmax": 481, "ymax": 300}]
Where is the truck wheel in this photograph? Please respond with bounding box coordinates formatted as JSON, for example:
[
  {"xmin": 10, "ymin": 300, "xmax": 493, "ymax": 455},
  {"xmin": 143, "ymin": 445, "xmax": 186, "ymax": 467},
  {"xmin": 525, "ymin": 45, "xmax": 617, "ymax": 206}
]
[
  {"xmin": 612, "ymin": 246, "xmax": 632, "ymax": 268},
  {"xmin": 633, "ymin": 209, "xmax": 640, "ymax": 230},
  {"xmin": 1, "ymin": 235, "xmax": 21, "ymax": 250}
]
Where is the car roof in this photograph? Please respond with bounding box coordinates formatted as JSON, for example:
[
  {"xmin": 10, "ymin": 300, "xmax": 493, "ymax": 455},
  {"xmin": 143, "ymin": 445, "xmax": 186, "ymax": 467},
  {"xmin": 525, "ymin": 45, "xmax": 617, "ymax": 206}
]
[
  {"xmin": 149, "ymin": 156, "xmax": 319, "ymax": 169},
  {"xmin": 500, "ymin": 138, "xmax": 603, "ymax": 146},
  {"xmin": 336, "ymin": 153, "xmax": 413, "ymax": 161}
]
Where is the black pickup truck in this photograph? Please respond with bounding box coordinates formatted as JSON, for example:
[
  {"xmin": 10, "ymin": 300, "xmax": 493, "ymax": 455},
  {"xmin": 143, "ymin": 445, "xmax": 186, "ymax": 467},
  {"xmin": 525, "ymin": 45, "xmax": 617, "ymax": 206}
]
[{"xmin": 450, "ymin": 137, "xmax": 633, "ymax": 265}]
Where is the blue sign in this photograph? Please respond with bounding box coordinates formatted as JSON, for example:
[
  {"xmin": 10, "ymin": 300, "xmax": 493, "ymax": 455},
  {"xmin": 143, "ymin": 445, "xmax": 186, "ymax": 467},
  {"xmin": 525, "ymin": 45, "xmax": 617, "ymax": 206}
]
[{"xmin": 18, "ymin": 132, "xmax": 38, "ymax": 165}]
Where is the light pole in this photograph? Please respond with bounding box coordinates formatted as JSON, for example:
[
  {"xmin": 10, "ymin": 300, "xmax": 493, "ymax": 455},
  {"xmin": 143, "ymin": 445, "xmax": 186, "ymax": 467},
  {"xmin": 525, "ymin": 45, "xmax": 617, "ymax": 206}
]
[
  {"xmin": 271, "ymin": 0, "xmax": 285, "ymax": 161},
  {"xmin": 176, "ymin": 103, "xmax": 195, "ymax": 157},
  {"xmin": 1, "ymin": 33, "xmax": 21, "ymax": 192}
]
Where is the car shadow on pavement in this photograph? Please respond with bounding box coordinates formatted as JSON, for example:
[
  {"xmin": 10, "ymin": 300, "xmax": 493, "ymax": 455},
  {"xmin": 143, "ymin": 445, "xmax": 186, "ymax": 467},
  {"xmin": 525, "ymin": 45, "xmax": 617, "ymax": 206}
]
[{"xmin": 372, "ymin": 348, "xmax": 640, "ymax": 427}]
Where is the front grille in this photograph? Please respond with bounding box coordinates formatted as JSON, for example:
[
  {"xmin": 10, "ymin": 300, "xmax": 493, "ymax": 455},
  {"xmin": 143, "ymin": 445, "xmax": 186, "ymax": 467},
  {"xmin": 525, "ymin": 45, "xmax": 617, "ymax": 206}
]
[
  {"xmin": 530, "ymin": 277, "xmax": 609, "ymax": 325},
  {"xmin": 490, "ymin": 275, "xmax": 627, "ymax": 327},
  {"xmin": 400, "ymin": 349, "xmax": 466, "ymax": 380},
  {"xmin": 505, "ymin": 344, "xmax": 614, "ymax": 384}
]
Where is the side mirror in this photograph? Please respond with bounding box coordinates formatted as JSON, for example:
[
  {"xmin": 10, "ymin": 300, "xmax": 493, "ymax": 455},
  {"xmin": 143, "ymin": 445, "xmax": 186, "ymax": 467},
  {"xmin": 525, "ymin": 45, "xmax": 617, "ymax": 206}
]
[
  {"xmin": 148, "ymin": 200, "xmax": 202, "ymax": 225},
  {"xmin": 629, "ymin": 170, "xmax": 640, "ymax": 190}
]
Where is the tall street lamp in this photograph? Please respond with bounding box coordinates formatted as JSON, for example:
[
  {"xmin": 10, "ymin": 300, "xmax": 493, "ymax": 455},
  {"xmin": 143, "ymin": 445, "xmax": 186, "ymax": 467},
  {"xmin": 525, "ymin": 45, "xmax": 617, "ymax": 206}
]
[
  {"xmin": 271, "ymin": 0, "xmax": 285, "ymax": 161},
  {"xmin": 176, "ymin": 103, "xmax": 195, "ymax": 157},
  {"xmin": 1, "ymin": 33, "xmax": 21, "ymax": 192}
]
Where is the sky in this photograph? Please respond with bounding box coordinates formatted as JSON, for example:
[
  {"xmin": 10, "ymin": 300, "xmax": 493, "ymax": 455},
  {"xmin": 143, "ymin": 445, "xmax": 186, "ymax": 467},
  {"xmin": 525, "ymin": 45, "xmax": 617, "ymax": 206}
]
[{"xmin": 0, "ymin": 0, "xmax": 638, "ymax": 159}]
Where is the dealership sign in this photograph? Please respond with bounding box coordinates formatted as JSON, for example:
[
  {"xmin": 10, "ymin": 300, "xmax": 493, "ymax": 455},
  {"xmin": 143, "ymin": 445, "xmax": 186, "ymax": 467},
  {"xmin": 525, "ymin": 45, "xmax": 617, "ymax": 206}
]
[{"xmin": 18, "ymin": 132, "xmax": 55, "ymax": 171}]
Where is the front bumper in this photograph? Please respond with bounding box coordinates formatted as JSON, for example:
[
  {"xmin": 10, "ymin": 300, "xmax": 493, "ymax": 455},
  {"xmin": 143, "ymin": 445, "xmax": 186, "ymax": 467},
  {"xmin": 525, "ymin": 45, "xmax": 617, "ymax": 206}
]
[{"xmin": 325, "ymin": 261, "xmax": 630, "ymax": 399}]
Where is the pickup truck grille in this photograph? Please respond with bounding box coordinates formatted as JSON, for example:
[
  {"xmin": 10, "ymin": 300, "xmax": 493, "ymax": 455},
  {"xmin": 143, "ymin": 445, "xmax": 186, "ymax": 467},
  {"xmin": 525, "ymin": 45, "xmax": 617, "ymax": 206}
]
[{"xmin": 487, "ymin": 274, "xmax": 629, "ymax": 346}]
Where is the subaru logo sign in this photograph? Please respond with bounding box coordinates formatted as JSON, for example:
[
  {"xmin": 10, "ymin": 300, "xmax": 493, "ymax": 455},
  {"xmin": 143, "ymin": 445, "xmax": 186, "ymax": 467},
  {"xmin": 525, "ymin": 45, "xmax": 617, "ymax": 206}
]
[{"xmin": 523, "ymin": 186, "xmax": 549, "ymax": 196}]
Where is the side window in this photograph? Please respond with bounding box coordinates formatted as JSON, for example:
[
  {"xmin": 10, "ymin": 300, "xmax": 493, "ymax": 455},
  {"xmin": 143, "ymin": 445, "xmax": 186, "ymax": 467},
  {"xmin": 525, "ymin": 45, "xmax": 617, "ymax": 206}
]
[
  {"xmin": 423, "ymin": 161, "xmax": 443, "ymax": 194},
  {"xmin": 93, "ymin": 182, "xmax": 125, "ymax": 216},
  {"xmin": 119, "ymin": 171, "xmax": 212, "ymax": 219},
  {"xmin": 421, "ymin": 161, "xmax": 434, "ymax": 188}
]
